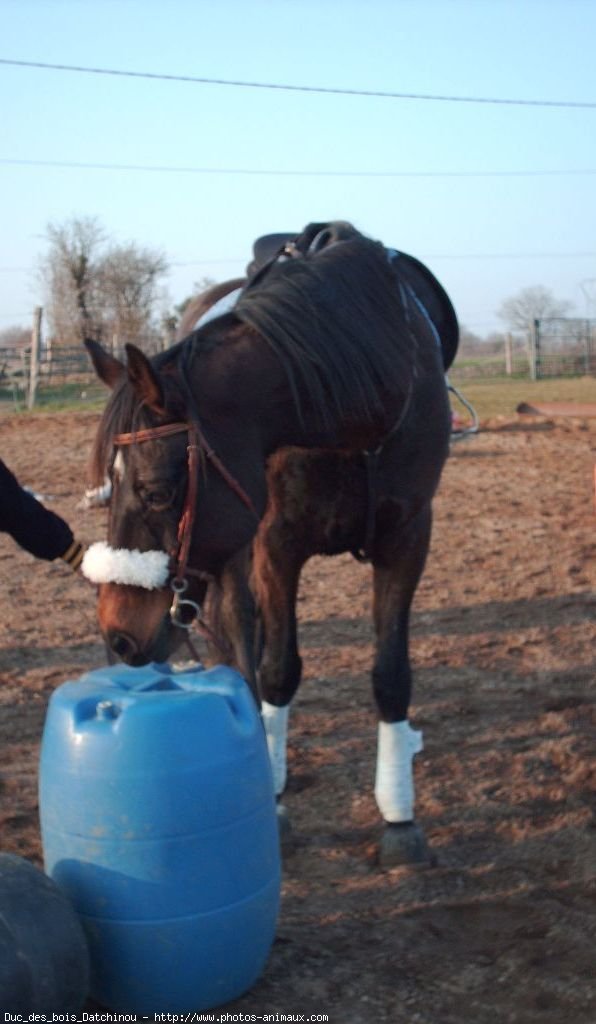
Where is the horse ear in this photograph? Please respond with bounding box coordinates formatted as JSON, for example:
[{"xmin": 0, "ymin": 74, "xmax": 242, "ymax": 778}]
[
  {"xmin": 84, "ymin": 339, "xmax": 125, "ymax": 389},
  {"xmin": 125, "ymin": 344, "xmax": 165, "ymax": 412}
]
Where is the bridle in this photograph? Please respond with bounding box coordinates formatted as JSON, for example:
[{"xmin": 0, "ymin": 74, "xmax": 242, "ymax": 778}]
[{"xmin": 112, "ymin": 417, "xmax": 258, "ymax": 647}]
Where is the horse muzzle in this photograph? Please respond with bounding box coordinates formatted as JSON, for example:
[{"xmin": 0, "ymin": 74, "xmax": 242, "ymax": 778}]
[
  {"xmin": 82, "ymin": 544, "xmax": 212, "ymax": 665},
  {"xmin": 97, "ymin": 582, "xmax": 186, "ymax": 666}
]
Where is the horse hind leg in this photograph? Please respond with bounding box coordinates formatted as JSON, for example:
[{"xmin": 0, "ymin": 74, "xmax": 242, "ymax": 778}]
[{"xmin": 372, "ymin": 503, "xmax": 434, "ymax": 868}]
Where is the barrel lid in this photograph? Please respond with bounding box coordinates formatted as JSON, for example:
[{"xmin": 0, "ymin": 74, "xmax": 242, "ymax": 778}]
[
  {"xmin": 43, "ymin": 662, "xmax": 259, "ymax": 753},
  {"xmin": 80, "ymin": 661, "xmax": 235, "ymax": 693}
]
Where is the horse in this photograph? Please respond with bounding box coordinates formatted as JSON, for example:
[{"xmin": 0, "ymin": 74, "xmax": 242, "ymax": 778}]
[{"xmin": 83, "ymin": 221, "xmax": 456, "ymax": 866}]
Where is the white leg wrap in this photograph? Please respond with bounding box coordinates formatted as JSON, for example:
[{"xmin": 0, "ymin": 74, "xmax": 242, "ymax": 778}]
[
  {"xmin": 375, "ymin": 720, "xmax": 423, "ymax": 823},
  {"xmin": 261, "ymin": 701, "xmax": 290, "ymax": 797}
]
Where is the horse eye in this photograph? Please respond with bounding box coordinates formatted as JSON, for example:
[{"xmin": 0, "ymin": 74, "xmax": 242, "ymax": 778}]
[{"xmin": 143, "ymin": 487, "xmax": 175, "ymax": 511}]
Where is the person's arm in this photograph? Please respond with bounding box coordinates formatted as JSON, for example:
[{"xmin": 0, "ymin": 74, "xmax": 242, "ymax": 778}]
[{"xmin": 0, "ymin": 459, "xmax": 84, "ymax": 568}]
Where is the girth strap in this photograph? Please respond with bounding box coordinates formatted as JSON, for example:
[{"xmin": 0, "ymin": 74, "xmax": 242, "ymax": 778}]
[
  {"xmin": 352, "ymin": 448, "xmax": 381, "ymax": 564},
  {"xmin": 351, "ymin": 381, "xmax": 414, "ymax": 564}
]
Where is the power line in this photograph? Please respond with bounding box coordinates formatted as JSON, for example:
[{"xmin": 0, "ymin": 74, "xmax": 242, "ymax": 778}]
[
  {"xmin": 425, "ymin": 251, "xmax": 596, "ymax": 260},
  {"xmin": 2, "ymin": 156, "xmax": 596, "ymax": 179},
  {"xmin": 1, "ymin": 57, "xmax": 595, "ymax": 109},
  {"xmin": 175, "ymin": 252, "xmax": 596, "ymax": 264},
  {"xmin": 2, "ymin": 251, "xmax": 595, "ymax": 276}
]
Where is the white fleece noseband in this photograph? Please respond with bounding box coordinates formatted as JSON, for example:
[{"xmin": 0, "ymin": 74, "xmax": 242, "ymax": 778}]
[{"xmin": 82, "ymin": 542, "xmax": 170, "ymax": 590}]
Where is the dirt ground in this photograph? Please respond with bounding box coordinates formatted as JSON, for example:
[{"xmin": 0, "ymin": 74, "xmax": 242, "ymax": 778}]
[{"xmin": 0, "ymin": 410, "xmax": 594, "ymax": 1024}]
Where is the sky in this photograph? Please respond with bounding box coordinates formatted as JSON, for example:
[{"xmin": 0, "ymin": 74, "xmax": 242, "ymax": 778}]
[{"xmin": 1, "ymin": 0, "xmax": 596, "ymax": 338}]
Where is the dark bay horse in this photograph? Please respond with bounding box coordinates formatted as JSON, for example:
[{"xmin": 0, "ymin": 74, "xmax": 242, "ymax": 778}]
[{"xmin": 83, "ymin": 221, "xmax": 456, "ymax": 866}]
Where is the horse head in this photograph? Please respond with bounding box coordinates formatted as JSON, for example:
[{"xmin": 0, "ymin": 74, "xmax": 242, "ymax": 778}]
[{"xmin": 83, "ymin": 339, "xmax": 265, "ymax": 666}]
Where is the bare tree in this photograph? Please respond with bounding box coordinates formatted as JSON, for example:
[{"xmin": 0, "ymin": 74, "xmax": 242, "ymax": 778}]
[
  {"xmin": 40, "ymin": 217, "xmax": 168, "ymax": 351},
  {"xmin": 41, "ymin": 217, "xmax": 106, "ymax": 345},
  {"xmin": 97, "ymin": 243, "xmax": 168, "ymax": 349},
  {"xmin": 0, "ymin": 325, "xmax": 30, "ymax": 349},
  {"xmin": 497, "ymin": 286, "xmax": 574, "ymax": 333},
  {"xmin": 458, "ymin": 325, "xmax": 509, "ymax": 357}
]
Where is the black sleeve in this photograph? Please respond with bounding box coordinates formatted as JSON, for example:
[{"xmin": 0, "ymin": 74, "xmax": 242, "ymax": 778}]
[{"xmin": 0, "ymin": 458, "xmax": 74, "ymax": 561}]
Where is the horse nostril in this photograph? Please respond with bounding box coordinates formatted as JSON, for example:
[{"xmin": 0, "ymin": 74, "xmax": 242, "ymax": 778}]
[{"xmin": 107, "ymin": 630, "xmax": 139, "ymax": 662}]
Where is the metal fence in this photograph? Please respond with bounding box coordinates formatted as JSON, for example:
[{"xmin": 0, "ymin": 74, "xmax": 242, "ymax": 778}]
[{"xmin": 530, "ymin": 317, "xmax": 596, "ymax": 379}]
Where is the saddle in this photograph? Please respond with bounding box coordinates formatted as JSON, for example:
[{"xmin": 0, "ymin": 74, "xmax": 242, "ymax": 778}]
[
  {"xmin": 245, "ymin": 232, "xmax": 297, "ymax": 278},
  {"xmin": 245, "ymin": 222, "xmax": 358, "ymax": 279}
]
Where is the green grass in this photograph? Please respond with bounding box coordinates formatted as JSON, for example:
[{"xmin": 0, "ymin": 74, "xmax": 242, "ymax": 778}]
[
  {"xmin": 449, "ymin": 374, "xmax": 596, "ymax": 420},
  {"xmin": 34, "ymin": 381, "xmax": 107, "ymax": 412},
  {"xmin": 0, "ymin": 380, "xmax": 107, "ymax": 414}
]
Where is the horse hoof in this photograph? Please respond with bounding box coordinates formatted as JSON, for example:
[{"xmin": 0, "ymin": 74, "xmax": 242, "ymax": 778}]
[{"xmin": 379, "ymin": 821, "xmax": 433, "ymax": 869}]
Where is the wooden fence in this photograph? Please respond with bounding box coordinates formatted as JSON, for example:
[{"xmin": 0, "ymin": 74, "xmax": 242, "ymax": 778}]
[
  {"xmin": 0, "ymin": 306, "xmax": 172, "ymax": 410},
  {"xmin": 0, "ymin": 341, "xmax": 104, "ymax": 410}
]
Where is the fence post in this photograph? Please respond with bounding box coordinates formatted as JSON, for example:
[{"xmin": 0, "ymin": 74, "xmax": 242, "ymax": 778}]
[
  {"xmin": 529, "ymin": 319, "xmax": 540, "ymax": 381},
  {"xmin": 505, "ymin": 333, "xmax": 513, "ymax": 376},
  {"xmin": 27, "ymin": 307, "xmax": 42, "ymax": 410},
  {"xmin": 584, "ymin": 320, "xmax": 591, "ymax": 375}
]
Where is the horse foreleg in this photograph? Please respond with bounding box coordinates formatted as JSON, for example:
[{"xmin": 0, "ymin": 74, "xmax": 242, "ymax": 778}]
[
  {"xmin": 211, "ymin": 547, "xmax": 259, "ymax": 703},
  {"xmin": 372, "ymin": 504, "xmax": 433, "ymax": 868},
  {"xmin": 252, "ymin": 534, "xmax": 303, "ymax": 801}
]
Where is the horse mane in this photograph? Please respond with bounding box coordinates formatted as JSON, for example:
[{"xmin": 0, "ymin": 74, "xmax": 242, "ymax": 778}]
[{"xmin": 232, "ymin": 227, "xmax": 416, "ymax": 428}]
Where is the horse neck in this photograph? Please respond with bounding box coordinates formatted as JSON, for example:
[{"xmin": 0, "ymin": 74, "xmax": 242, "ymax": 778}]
[
  {"xmin": 191, "ymin": 324, "xmax": 388, "ymax": 455},
  {"xmin": 189, "ymin": 327, "xmax": 298, "ymax": 446}
]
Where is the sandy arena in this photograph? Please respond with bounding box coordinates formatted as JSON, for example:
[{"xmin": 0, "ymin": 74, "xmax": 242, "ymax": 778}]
[{"xmin": 0, "ymin": 410, "xmax": 594, "ymax": 1023}]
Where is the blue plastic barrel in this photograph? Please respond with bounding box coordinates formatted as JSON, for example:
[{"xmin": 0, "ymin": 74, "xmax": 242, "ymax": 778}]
[{"xmin": 39, "ymin": 663, "xmax": 281, "ymax": 1014}]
